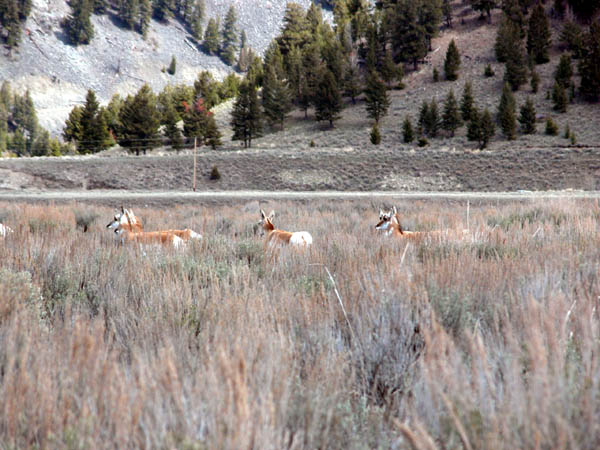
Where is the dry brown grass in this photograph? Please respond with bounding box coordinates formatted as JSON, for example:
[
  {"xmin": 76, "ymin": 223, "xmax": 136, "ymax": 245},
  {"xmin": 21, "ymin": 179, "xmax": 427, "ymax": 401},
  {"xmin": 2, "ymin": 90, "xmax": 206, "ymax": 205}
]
[{"xmin": 1, "ymin": 198, "xmax": 599, "ymax": 448}]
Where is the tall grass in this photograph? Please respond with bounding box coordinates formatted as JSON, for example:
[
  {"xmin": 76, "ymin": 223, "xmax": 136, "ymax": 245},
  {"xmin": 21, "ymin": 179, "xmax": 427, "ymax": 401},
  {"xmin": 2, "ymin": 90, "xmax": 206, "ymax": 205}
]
[{"xmin": 0, "ymin": 199, "xmax": 599, "ymax": 448}]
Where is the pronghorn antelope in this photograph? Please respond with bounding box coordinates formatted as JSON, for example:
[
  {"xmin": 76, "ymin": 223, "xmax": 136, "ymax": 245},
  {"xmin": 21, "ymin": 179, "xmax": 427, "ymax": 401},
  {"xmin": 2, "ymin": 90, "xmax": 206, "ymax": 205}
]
[
  {"xmin": 0, "ymin": 223, "xmax": 13, "ymax": 238},
  {"xmin": 376, "ymin": 212, "xmax": 431, "ymax": 239},
  {"xmin": 258, "ymin": 209, "xmax": 313, "ymax": 248},
  {"xmin": 375, "ymin": 206, "xmax": 402, "ymax": 233},
  {"xmin": 375, "ymin": 207, "xmax": 469, "ymax": 240},
  {"xmin": 106, "ymin": 207, "xmax": 202, "ymax": 244}
]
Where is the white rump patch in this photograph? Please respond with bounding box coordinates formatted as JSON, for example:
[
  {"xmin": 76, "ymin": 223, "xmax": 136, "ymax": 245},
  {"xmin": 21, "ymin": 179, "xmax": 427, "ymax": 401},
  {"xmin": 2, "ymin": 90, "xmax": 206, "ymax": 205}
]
[
  {"xmin": 0, "ymin": 223, "xmax": 13, "ymax": 237},
  {"xmin": 290, "ymin": 231, "xmax": 313, "ymax": 246}
]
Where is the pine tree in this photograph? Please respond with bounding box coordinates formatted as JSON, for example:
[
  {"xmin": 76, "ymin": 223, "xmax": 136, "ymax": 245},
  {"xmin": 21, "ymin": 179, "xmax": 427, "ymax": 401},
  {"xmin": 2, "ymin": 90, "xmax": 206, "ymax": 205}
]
[
  {"xmin": 518, "ymin": 96, "xmax": 536, "ymax": 134},
  {"xmin": 139, "ymin": 0, "xmax": 152, "ymax": 37},
  {"xmin": 315, "ymin": 69, "xmax": 343, "ymax": 128},
  {"xmin": 380, "ymin": 49, "xmax": 401, "ymax": 89},
  {"xmin": 552, "ymin": 81, "xmax": 568, "ymax": 112},
  {"xmin": 502, "ymin": 0, "xmax": 525, "ymax": 34},
  {"xmin": 554, "ymin": 53, "xmax": 572, "ymax": 88},
  {"xmin": 403, "ymin": 116, "xmax": 415, "ymax": 143},
  {"xmin": 468, "ymin": 107, "xmax": 495, "ymax": 149},
  {"xmin": 203, "ymin": 17, "xmax": 220, "ymax": 55},
  {"xmin": 370, "ymin": 123, "xmax": 381, "ymax": 145},
  {"xmin": 277, "ymin": 2, "xmax": 310, "ymax": 56},
  {"xmin": 79, "ymin": 89, "xmax": 110, "ymax": 153},
  {"xmin": 442, "ymin": 0, "xmax": 452, "ymax": 27},
  {"xmin": 63, "ymin": 106, "xmax": 84, "ymax": 143},
  {"xmin": 163, "ymin": 102, "xmax": 183, "ymax": 151},
  {"xmin": 418, "ymin": 100, "xmax": 430, "ymax": 136},
  {"xmin": 545, "ymin": 117, "xmax": 558, "ymax": 135},
  {"xmin": 118, "ymin": 84, "xmax": 161, "ymax": 155},
  {"xmin": 579, "ymin": 23, "xmax": 600, "ymax": 102},
  {"xmin": 442, "ymin": 89, "xmax": 462, "ymax": 136},
  {"xmin": 444, "ymin": 39, "xmax": 461, "ymax": 81},
  {"xmin": 530, "ymin": 70, "xmax": 540, "ymax": 92},
  {"xmin": 152, "ymin": 0, "xmax": 173, "ymax": 22},
  {"xmin": 364, "ymin": 71, "xmax": 390, "ymax": 124},
  {"xmin": 194, "ymin": 71, "xmax": 219, "ymax": 109},
  {"xmin": 191, "ymin": 0, "xmax": 204, "ymax": 39},
  {"xmin": 262, "ymin": 65, "xmax": 292, "ymax": 130},
  {"xmin": 393, "ymin": 0, "xmax": 429, "ymax": 70},
  {"xmin": 495, "ymin": 16, "xmax": 521, "ymax": 63},
  {"xmin": 63, "ymin": 0, "xmax": 94, "ymax": 45},
  {"xmin": 426, "ymin": 99, "xmax": 441, "ymax": 138},
  {"xmin": 119, "ymin": 0, "xmax": 139, "ymax": 30},
  {"xmin": 220, "ymin": 5, "xmax": 238, "ymax": 66},
  {"xmin": 470, "ymin": 0, "xmax": 497, "ymax": 23},
  {"xmin": 4, "ymin": 0, "xmax": 22, "ymax": 48},
  {"xmin": 460, "ymin": 81, "xmax": 475, "ymax": 122},
  {"xmin": 560, "ymin": 20, "xmax": 584, "ymax": 59},
  {"xmin": 480, "ymin": 108, "xmax": 496, "ymax": 148},
  {"xmin": 504, "ymin": 39, "xmax": 528, "ymax": 91},
  {"xmin": 183, "ymin": 97, "xmax": 221, "ymax": 148},
  {"xmin": 263, "ymin": 40, "xmax": 285, "ymax": 80},
  {"xmin": 231, "ymin": 81, "xmax": 262, "ymax": 148},
  {"xmin": 167, "ymin": 55, "xmax": 177, "ymax": 75},
  {"xmin": 497, "ymin": 82, "xmax": 516, "ymax": 139},
  {"xmin": 343, "ymin": 53, "xmax": 362, "ymax": 104},
  {"xmin": 526, "ymin": 2, "xmax": 551, "ymax": 64}
]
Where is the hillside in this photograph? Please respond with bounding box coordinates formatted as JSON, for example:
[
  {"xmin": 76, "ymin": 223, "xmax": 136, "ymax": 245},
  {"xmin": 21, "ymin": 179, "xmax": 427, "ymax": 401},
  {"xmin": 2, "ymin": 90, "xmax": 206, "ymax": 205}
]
[
  {"xmin": 0, "ymin": 0, "xmax": 321, "ymax": 136},
  {"xmin": 0, "ymin": 1, "xmax": 599, "ymax": 193}
]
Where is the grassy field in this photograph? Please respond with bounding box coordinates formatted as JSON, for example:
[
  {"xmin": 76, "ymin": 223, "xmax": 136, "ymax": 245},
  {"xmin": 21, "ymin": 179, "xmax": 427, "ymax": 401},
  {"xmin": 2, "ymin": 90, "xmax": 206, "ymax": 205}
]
[{"xmin": 1, "ymin": 199, "xmax": 599, "ymax": 449}]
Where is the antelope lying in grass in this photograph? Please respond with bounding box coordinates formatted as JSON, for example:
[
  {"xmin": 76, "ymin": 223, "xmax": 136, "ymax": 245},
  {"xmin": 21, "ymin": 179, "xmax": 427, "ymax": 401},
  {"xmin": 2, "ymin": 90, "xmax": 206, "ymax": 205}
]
[
  {"xmin": 375, "ymin": 207, "xmax": 469, "ymax": 240},
  {"xmin": 258, "ymin": 209, "xmax": 313, "ymax": 249},
  {"xmin": 0, "ymin": 223, "xmax": 13, "ymax": 238},
  {"xmin": 106, "ymin": 207, "xmax": 201, "ymax": 249}
]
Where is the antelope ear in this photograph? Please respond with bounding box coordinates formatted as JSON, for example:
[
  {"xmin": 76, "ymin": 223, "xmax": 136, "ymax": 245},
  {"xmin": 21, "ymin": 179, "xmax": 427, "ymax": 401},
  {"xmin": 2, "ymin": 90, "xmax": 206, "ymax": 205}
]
[
  {"xmin": 121, "ymin": 206, "xmax": 125, "ymax": 214},
  {"xmin": 268, "ymin": 210, "xmax": 275, "ymax": 220},
  {"xmin": 391, "ymin": 214, "xmax": 399, "ymax": 224},
  {"xmin": 392, "ymin": 206, "xmax": 397, "ymax": 214},
  {"xmin": 260, "ymin": 209, "xmax": 266, "ymax": 218},
  {"xmin": 379, "ymin": 209, "xmax": 384, "ymax": 217}
]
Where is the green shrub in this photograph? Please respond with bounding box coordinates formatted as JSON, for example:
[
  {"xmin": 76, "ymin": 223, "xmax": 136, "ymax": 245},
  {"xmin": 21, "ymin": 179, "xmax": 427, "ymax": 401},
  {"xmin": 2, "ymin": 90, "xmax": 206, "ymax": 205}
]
[
  {"xmin": 210, "ymin": 165, "xmax": 221, "ymax": 180},
  {"xmin": 370, "ymin": 123, "xmax": 381, "ymax": 145},
  {"xmin": 545, "ymin": 118, "xmax": 559, "ymax": 136}
]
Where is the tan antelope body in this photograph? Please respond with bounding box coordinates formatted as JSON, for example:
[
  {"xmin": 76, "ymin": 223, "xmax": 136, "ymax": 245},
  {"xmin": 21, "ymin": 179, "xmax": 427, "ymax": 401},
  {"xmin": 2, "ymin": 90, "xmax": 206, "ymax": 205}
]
[
  {"xmin": 375, "ymin": 207, "xmax": 469, "ymax": 240},
  {"xmin": 106, "ymin": 208, "xmax": 201, "ymax": 249},
  {"xmin": 259, "ymin": 209, "xmax": 313, "ymax": 249}
]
